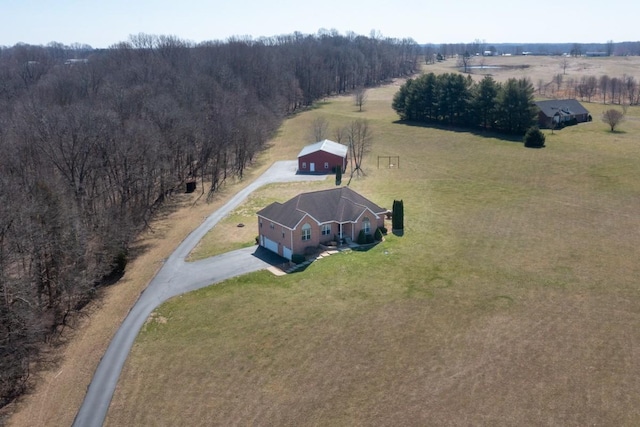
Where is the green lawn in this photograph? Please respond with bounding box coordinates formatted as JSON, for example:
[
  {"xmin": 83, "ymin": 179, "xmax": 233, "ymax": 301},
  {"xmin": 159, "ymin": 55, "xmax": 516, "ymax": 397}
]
[{"xmin": 107, "ymin": 84, "xmax": 640, "ymax": 426}]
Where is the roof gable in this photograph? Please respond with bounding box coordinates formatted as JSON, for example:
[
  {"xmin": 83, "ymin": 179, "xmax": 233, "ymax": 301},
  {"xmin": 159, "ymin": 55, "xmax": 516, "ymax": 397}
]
[
  {"xmin": 257, "ymin": 187, "xmax": 386, "ymax": 229},
  {"xmin": 297, "ymin": 139, "xmax": 348, "ymax": 159}
]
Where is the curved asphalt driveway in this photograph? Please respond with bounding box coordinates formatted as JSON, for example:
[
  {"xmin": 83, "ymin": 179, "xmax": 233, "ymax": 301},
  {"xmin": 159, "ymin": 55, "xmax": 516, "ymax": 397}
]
[{"xmin": 72, "ymin": 161, "xmax": 326, "ymax": 427}]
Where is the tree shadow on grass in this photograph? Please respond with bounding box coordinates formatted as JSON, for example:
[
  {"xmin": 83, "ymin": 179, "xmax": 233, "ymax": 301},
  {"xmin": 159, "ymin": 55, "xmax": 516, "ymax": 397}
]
[{"xmin": 393, "ymin": 120, "xmax": 524, "ymax": 143}]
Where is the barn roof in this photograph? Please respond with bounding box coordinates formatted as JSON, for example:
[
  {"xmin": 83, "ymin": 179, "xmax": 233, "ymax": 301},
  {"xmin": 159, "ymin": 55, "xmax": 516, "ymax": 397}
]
[
  {"xmin": 535, "ymin": 99, "xmax": 589, "ymax": 118},
  {"xmin": 257, "ymin": 187, "xmax": 386, "ymax": 229},
  {"xmin": 297, "ymin": 139, "xmax": 348, "ymax": 159}
]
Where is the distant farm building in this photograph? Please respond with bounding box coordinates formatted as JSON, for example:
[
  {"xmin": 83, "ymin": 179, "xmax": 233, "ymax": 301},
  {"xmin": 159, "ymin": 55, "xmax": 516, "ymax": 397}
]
[
  {"xmin": 535, "ymin": 99, "xmax": 590, "ymax": 128},
  {"xmin": 297, "ymin": 139, "xmax": 348, "ymax": 174}
]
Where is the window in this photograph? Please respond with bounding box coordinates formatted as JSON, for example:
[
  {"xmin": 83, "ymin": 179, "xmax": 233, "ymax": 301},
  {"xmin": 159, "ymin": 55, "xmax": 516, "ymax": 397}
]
[
  {"xmin": 302, "ymin": 223, "xmax": 311, "ymax": 241},
  {"xmin": 302, "ymin": 162, "xmax": 307, "ymax": 169},
  {"xmin": 282, "ymin": 228, "xmax": 285, "ymax": 238},
  {"xmin": 321, "ymin": 224, "xmax": 331, "ymax": 236},
  {"xmin": 324, "ymin": 162, "xmax": 329, "ymax": 169},
  {"xmin": 270, "ymin": 222, "xmax": 275, "ymax": 229},
  {"xmin": 259, "ymin": 219, "xmax": 262, "ymax": 228},
  {"xmin": 363, "ymin": 217, "xmax": 371, "ymax": 234}
]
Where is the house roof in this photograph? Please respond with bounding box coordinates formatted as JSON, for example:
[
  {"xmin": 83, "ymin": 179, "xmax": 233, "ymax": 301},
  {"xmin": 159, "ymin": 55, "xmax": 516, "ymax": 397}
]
[
  {"xmin": 297, "ymin": 139, "xmax": 348, "ymax": 159},
  {"xmin": 257, "ymin": 187, "xmax": 386, "ymax": 229},
  {"xmin": 535, "ymin": 99, "xmax": 589, "ymax": 118}
]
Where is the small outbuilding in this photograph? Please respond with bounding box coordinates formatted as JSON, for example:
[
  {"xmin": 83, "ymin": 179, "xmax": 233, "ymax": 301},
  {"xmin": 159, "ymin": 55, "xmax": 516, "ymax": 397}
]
[
  {"xmin": 535, "ymin": 99, "xmax": 590, "ymax": 128},
  {"xmin": 297, "ymin": 139, "xmax": 348, "ymax": 174}
]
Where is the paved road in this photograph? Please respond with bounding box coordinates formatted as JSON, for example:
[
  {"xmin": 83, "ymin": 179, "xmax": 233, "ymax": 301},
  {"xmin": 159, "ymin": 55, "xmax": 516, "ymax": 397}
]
[{"xmin": 72, "ymin": 161, "xmax": 326, "ymax": 427}]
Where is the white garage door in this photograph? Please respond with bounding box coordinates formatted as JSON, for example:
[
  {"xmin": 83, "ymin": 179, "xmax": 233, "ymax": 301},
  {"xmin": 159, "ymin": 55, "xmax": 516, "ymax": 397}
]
[{"xmin": 263, "ymin": 236, "xmax": 278, "ymax": 253}]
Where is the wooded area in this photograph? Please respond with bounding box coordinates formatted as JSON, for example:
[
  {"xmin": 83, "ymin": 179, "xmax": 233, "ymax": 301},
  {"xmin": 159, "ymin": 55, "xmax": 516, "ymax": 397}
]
[{"xmin": 0, "ymin": 32, "xmax": 420, "ymax": 406}]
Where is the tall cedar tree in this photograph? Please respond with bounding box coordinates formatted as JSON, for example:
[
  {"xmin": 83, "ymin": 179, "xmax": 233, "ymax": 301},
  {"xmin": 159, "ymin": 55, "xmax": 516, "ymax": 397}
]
[
  {"xmin": 473, "ymin": 75, "xmax": 500, "ymax": 130},
  {"xmin": 496, "ymin": 78, "xmax": 538, "ymax": 134},
  {"xmin": 392, "ymin": 200, "xmax": 404, "ymax": 230}
]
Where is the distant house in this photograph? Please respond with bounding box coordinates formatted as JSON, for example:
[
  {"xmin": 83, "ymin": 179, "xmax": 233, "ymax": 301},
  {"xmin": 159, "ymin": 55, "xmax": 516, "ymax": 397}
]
[
  {"xmin": 297, "ymin": 139, "xmax": 348, "ymax": 174},
  {"xmin": 257, "ymin": 187, "xmax": 386, "ymax": 260},
  {"xmin": 535, "ymin": 99, "xmax": 590, "ymax": 128}
]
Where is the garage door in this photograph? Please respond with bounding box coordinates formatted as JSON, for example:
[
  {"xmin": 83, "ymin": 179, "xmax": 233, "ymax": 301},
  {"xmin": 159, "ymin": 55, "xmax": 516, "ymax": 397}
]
[{"xmin": 263, "ymin": 236, "xmax": 278, "ymax": 253}]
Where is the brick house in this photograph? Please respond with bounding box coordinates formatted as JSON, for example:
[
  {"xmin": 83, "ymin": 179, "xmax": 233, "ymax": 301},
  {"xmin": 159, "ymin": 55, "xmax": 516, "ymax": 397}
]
[
  {"xmin": 257, "ymin": 187, "xmax": 386, "ymax": 260},
  {"xmin": 297, "ymin": 139, "xmax": 348, "ymax": 174}
]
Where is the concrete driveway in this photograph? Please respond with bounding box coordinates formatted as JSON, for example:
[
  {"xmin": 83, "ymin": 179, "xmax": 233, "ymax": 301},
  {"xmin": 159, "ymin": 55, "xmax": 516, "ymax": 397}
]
[{"xmin": 72, "ymin": 161, "xmax": 326, "ymax": 427}]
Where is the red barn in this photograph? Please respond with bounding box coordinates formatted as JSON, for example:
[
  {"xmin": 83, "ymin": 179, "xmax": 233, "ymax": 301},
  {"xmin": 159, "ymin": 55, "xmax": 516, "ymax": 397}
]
[{"xmin": 297, "ymin": 139, "xmax": 348, "ymax": 174}]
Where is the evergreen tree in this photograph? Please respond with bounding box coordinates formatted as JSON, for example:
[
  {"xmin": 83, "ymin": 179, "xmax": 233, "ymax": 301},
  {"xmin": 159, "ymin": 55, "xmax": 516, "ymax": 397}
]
[
  {"xmin": 472, "ymin": 75, "xmax": 500, "ymax": 130},
  {"xmin": 392, "ymin": 78, "xmax": 412, "ymax": 120},
  {"xmin": 496, "ymin": 78, "xmax": 537, "ymax": 134},
  {"xmin": 436, "ymin": 73, "xmax": 473, "ymax": 125},
  {"xmin": 408, "ymin": 72, "xmax": 438, "ymax": 121},
  {"xmin": 523, "ymin": 127, "xmax": 546, "ymax": 148},
  {"xmin": 392, "ymin": 199, "xmax": 404, "ymax": 230},
  {"xmin": 374, "ymin": 227, "xmax": 384, "ymax": 241}
]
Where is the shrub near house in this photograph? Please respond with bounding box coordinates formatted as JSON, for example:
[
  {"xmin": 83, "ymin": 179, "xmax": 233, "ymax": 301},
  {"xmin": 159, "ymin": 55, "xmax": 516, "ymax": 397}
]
[{"xmin": 257, "ymin": 187, "xmax": 386, "ymax": 260}]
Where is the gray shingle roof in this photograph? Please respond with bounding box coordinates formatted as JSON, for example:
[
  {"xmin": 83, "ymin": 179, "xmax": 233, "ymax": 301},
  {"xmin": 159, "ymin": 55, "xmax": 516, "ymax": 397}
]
[
  {"xmin": 297, "ymin": 139, "xmax": 348, "ymax": 158},
  {"xmin": 257, "ymin": 187, "xmax": 386, "ymax": 229},
  {"xmin": 535, "ymin": 99, "xmax": 589, "ymax": 118}
]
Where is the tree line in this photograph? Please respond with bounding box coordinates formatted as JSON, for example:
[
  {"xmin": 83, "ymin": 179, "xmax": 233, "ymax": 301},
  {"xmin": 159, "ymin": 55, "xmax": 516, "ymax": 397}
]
[
  {"xmin": 423, "ymin": 41, "xmax": 640, "ymax": 63},
  {"xmin": 392, "ymin": 73, "xmax": 537, "ymax": 134},
  {"xmin": 0, "ymin": 32, "xmax": 420, "ymax": 406},
  {"xmin": 540, "ymin": 72, "xmax": 640, "ymax": 106}
]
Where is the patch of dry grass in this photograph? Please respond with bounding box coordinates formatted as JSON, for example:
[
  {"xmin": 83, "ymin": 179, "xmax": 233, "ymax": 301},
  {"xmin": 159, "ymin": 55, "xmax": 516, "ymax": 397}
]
[{"xmin": 188, "ymin": 180, "xmax": 330, "ymax": 260}]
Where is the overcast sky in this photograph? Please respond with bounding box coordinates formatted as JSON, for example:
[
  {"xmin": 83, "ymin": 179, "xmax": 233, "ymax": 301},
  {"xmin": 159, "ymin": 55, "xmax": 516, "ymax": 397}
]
[{"xmin": 1, "ymin": 0, "xmax": 638, "ymax": 48}]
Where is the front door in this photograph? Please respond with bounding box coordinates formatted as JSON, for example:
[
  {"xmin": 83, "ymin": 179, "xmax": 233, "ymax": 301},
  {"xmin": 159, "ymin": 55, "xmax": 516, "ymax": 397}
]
[{"xmin": 310, "ymin": 162, "xmax": 315, "ymax": 172}]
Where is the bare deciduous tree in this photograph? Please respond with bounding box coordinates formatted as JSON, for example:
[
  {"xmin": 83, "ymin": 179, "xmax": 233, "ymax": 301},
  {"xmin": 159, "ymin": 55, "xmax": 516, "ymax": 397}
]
[
  {"xmin": 309, "ymin": 116, "xmax": 329, "ymax": 142},
  {"xmin": 354, "ymin": 86, "xmax": 367, "ymax": 112},
  {"xmin": 457, "ymin": 51, "xmax": 473, "ymax": 74},
  {"xmin": 346, "ymin": 119, "xmax": 373, "ymax": 184},
  {"xmin": 560, "ymin": 56, "xmax": 570, "ymax": 75},
  {"xmin": 333, "ymin": 125, "xmax": 346, "ymax": 144},
  {"xmin": 600, "ymin": 75, "xmax": 610, "ymax": 104},
  {"xmin": 554, "ymin": 73, "xmax": 563, "ymax": 93},
  {"xmin": 602, "ymin": 108, "xmax": 625, "ymax": 131}
]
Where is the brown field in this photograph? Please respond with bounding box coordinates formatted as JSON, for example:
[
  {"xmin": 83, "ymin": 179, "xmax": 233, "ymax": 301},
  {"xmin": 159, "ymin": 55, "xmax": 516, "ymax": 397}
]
[{"xmin": 6, "ymin": 55, "xmax": 640, "ymax": 427}]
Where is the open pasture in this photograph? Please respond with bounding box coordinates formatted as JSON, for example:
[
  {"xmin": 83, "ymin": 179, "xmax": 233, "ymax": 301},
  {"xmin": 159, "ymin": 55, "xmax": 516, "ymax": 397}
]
[{"xmin": 105, "ymin": 59, "xmax": 640, "ymax": 426}]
